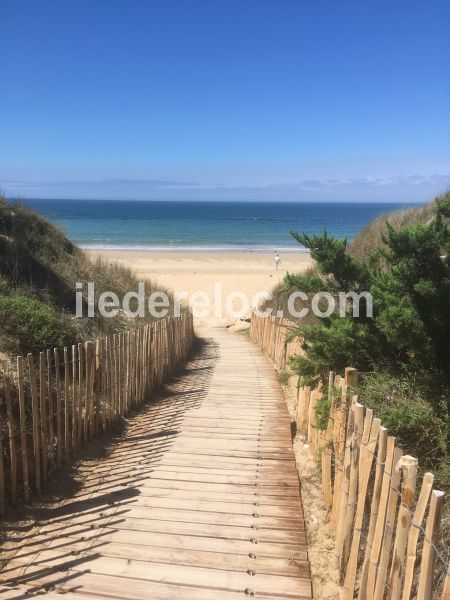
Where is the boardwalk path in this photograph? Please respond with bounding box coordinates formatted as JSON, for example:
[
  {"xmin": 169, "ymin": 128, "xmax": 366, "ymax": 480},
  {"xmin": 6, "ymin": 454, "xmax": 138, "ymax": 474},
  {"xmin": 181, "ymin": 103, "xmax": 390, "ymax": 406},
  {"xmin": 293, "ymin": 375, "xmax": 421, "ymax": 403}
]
[{"xmin": 2, "ymin": 324, "xmax": 311, "ymax": 600}]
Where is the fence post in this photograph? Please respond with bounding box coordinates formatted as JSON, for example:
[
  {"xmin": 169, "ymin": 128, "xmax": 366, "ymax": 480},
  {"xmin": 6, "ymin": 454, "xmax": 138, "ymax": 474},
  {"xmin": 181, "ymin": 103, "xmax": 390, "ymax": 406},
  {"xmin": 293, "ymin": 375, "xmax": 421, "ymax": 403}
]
[
  {"xmin": 4, "ymin": 365, "xmax": 17, "ymax": 504},
  {"xmin": 0, "ymin": 374, "xmax": 5, "ymax": 514},
  {"xmin": 417, "ymin": 489, "xmax": 445, "ymax": 600},
  {"xmin": 401, "ymin": 471, "xmax": 434, "ymax": 600},
  {"xmin": 85, "ymin": 341, "xmax": 95, "ymax": 440},
  {"xmin": 388, "ymin": 455, "xmax": 418, "ymax": 600},
  {"xmin": 307, "ymin": 388, "xmax": 318, "ymax": 451},
  {"xmin": 373, "ymin": 445, "xmax": 404, "ymax": 600},
  {"xmin": 366, "ymin": 435, "xmax": 396, "ymax": 598},
  {"xmin": 17, "ymin": 356, "xmax": 30, "ymax": 502},
  {"xmin": 54, "ymin": 348, "xmax": 62, "ymax": 468},
  {"xmin": 344, "ymin": 367, "xmax": 358, "ymax": 389},
  {"xmin": 46, "ymin": 349, "xmax": 55, "ymax": 469},
  {"xmin": 105, "ymin": 336, "xmax": 112, "ymax": 429},
  {"xmin": 296, "ymin": 385, "xmax": 310, "ymax": 436},
  {"xmin": 358, "ymin": 426, "xmax": 388, "ymax": 600},
  {"xmin": 27, "ymin": 354, "xmax": 41, "ymax": 495},
  {"xmin": 71, "ymin": 345, "xmax": 78, "ymax": 452},
  {"xmin": 63, "ymin": 347, "xmax": 70, "ymax": 458},
  {"xmin": 441, "ymin": 572, "xmax": 450, "ymax": 600},
  {"xmin": 339, "ymin": 403, "xmax": 364, "ymax": 581},
  {"xmin": 334, "ymin": 404, "xmax": 356, "ymax": 570},
  {"xmin": 344, "ymin": 413, "xmax": 381, "ymax": 597},
  {"xmin": 39, "ymin": 352, "xmax": 48, "ymax": 487},
  {"xmin": 331, "ymin": 382, "xmax": 348, "ymax": 529},
  {"xmin": 77, "ymin": 343, "xmax": 83, "ymax": 447}
]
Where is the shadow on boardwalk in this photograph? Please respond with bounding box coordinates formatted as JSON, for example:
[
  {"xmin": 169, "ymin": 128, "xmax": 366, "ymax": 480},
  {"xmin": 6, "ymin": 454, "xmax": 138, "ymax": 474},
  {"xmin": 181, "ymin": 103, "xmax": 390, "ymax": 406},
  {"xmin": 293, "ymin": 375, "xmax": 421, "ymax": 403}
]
[
  {"xmin": 0, "ymin": 326, "xmax": 311, "ymax": 600},
  {"xmin": 0, "ymin": 336, "xmax": 218, "ymax": 592}
]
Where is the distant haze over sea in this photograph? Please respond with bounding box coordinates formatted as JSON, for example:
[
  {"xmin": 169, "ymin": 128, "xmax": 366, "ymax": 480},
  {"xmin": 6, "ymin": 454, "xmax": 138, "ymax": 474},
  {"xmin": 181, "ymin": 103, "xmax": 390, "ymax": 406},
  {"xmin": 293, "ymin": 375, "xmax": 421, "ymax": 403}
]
[{"xmin": 22, "ymin": 199, "xmax": 423, "ymax": 252}]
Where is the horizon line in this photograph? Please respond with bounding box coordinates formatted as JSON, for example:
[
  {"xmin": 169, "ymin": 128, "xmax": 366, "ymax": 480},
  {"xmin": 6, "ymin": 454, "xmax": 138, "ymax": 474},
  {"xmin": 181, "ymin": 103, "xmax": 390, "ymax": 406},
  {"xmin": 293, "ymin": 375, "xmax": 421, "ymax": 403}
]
[{"xmin": 7, "ymin": 197, "xmax": 429, "ymax": 205}]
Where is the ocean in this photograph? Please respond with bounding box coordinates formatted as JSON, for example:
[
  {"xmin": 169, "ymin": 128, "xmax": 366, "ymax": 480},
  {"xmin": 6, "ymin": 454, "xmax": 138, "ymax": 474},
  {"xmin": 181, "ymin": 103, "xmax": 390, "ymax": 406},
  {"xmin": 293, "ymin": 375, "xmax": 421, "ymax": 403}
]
[{"xmin": 22, "ymin": 199, "xmax": 419, "ymax": 251}]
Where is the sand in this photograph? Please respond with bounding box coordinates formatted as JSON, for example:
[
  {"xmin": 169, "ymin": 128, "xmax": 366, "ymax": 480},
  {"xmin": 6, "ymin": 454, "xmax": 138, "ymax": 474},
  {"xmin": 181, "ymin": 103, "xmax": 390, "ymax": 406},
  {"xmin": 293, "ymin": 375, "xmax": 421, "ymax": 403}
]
[
  {"xmin": 88, "ymin": 250, "xmax": 313, "ymax": 320},
  {"xmin": 283, "ymin": 379, "xmax": 341, "ymax": 599}
]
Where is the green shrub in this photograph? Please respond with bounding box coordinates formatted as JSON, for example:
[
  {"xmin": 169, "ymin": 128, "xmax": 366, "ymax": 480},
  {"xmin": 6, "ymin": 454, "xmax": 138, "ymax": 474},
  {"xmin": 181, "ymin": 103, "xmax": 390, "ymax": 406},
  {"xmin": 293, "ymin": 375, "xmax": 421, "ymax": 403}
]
[
  {"xmin": 315, "ymin": 394, "xmax": 331, "ymax": 430},
  {"xmin": 277, "ymin": 370, "xmax": 290, "ymax": 386},
  {"xmin": 281, "ymin": 192, "xmax": 450, "ymax": 494},
  {"xmin": 281, "ymin": 270, "xmax": 326, "ymax": 294},
  {"xmin": 0, "ymin": 196, "xmax": 177, "ymax": 357},
  {"xmin": 359, "ymin": 372, "xmax": 448, "ymax": 470},
  {"xmin": 0, "ymin": 291, "xmax": 76, "ymax": 355},
  {"xmin": 314, "ymin": 384, "xmax": 341, "ymax": 430}
]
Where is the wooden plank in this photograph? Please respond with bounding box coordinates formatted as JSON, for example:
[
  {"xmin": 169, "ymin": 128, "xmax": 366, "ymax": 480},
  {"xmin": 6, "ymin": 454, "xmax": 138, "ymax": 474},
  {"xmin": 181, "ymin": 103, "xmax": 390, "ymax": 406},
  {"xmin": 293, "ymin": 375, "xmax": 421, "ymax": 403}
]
[
  {"xmin": 366, "ymin": 436, "xmax": 396, "ymax": 599},
  {"xmin": 71, "ymin": 345, "xmax": 78, "ymax": 453},
  {"xmin": 54, "ymin": 347, "xmax": 62, "ymax": 468},
  {"xmin": 77, "ymin": 342, "xmax": 83, "ymax": 447},
  {"xmin": 39, "ymin": 352, "xmax": 48, "ymax": 487},
  {"xmin": 373, "ymin": 446, "xmax": 404, "ymax": 600},
  {"xmin": 104, "ymin": 336, "xmax": 111, "ymax": 429},
  {"xmin": 441, "ymin": 571, "xmax": 450, "ymax": 600},
  {"xmin": 16, "ymin": 356, "xmax": 29, "ymax": 502},
  {"xmin": 339, "ymin": 403, "xmax": 364, "ymax": 581},
  {"xmin": 0, "ymin": 323, "xmax": 310, "ymax": 599},
  {"xmin": 417, "ymin": 489, "xmax": 445, "ymax": 600},
  {"xmin": 47, "ymin": 348, "xmax": 55, "ymax": 468},
  {"xmin": 64, "ymin": 347, "xmax": 70, "ymax": 458},
  {"xmin": 27, "ymin": 353, "xmax": 41, "ymax": 495},
  {"xmin": 0, "ymin": 375, "xmax": 5, "ymax": 514},
  {"xmin": 401, "ymin": 472, "xmax": 434, "ymax": 600},
  {"xmin": 6, "ymin": 552, "xmax": 312, "ymax": 598},
  {"xmin": 4, "ymin": 363, "xmax": 17, "ymax": 504},
  {"xmin": 358, "ymin": 426, "xmax": 388, "ymax": 600},
  {"xmin": 343, "ymin": 413, "xmax": 380, "ymax": 596},
  {"xmin": 5, "ymin": 568, "xmax": 309, "ymax": 600},
  {"xmin": 84, "ymin": 342, "xmax": 91, "ymax": 442},
  {"xmin": 388, "ymin": 455, "xmax": 418, "ymax": 600},
  {"xmin": 99, "ymin": 338, "xmax": 107, "ymax": 433}
]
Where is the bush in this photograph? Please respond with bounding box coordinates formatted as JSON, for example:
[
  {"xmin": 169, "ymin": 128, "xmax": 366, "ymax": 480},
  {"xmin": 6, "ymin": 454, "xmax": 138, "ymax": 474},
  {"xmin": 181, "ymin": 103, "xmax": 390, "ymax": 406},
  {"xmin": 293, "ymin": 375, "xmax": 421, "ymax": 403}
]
[
  {"xmin": 280, "ymin": 192, "xmax": 450, "ymax": 494},
  {"xmin": 359, "ymin": 372, "xmax": 447, "ymax": 474},
  {"xmin": 0, "ymin": 290, "xmax": 77, "ymax": 356},
  {"xmin": 286, "ymin": 193, "xmax": 450, "ymax": 393},
  {"xmin": 315, "ymin": 393, "xmax": 331, "ymax": 431},
  {"xmin": 277, "ymin": 370, "xmax": 290, "ymax": 386},
  {"xmin": 0, "ymin": 196, "xmax": 178, "ymax": 357}
]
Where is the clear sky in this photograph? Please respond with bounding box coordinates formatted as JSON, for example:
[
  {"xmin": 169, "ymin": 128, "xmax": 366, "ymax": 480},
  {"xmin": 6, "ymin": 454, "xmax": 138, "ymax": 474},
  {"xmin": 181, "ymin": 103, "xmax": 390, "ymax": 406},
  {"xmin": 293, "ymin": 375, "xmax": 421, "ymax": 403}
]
[{"xmin": 1, "ymin": 0, "xmax": 449, "ymax": 201}]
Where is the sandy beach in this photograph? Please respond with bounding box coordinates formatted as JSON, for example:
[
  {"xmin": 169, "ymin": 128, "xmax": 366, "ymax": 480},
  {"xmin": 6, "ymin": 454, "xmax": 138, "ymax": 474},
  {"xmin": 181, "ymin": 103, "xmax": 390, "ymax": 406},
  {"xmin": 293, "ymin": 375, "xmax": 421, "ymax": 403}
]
[{"xmin": 88, "ymin": 250, "xmax": 313, "ymax": 319}]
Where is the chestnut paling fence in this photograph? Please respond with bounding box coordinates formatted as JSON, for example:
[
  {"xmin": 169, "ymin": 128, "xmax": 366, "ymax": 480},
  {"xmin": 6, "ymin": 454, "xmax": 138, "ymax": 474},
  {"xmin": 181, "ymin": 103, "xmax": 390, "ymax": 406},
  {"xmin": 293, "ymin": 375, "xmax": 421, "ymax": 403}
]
[
  {"xmin": 250, "ymin": 313, "xmax": 449, "ymax": 600},
  {"xmin": 0, "ymin": 313, "xmax": 194, "ymax": 513}
]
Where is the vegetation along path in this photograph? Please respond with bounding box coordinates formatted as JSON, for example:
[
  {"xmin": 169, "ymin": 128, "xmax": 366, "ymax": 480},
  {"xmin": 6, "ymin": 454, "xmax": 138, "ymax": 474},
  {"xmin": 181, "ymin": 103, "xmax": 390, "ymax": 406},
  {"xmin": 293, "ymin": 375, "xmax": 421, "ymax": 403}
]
[{"xmin": 1, "ymin": 323, "xmax": 311, "ymax": 600}]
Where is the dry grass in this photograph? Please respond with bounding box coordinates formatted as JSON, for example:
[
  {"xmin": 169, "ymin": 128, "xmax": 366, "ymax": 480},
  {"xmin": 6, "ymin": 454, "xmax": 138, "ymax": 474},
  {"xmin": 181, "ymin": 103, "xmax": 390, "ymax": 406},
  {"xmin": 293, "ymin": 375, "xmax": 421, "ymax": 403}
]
[
  {"xmin": 348, "ymin": 194, "xmax": 448, "ymax": 261},
  {"xmin": 0, "ymin": 196, "xmax": 177, "ymax": 357}
]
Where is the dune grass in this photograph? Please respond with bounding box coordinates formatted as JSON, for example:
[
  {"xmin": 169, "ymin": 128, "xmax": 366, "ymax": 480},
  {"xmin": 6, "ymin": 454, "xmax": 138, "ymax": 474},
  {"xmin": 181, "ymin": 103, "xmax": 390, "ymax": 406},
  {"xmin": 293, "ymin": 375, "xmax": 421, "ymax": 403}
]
[{"xmin": 0, "ymin": 196, "xmax": 175, "ymax": 358}]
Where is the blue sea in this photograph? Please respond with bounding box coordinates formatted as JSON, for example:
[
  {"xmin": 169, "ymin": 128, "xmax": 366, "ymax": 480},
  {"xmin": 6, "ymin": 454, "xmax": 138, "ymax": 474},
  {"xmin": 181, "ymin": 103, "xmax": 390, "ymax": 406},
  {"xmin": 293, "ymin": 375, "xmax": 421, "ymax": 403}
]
[{"xmin": 22, "ymin": 199, "xmax": 420, "ymax": 252}]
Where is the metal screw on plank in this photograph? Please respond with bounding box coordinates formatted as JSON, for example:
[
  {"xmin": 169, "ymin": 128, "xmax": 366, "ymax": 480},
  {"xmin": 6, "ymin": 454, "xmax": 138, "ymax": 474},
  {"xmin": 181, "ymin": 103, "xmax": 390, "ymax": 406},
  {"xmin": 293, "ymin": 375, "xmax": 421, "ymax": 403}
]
[
  {"xmin": 247, "ymin": 569, "xmax": 256, "ymax": 576},
  {"xmin": 244, "ymin": 588, "xmax": 255, "ymax": 596}
]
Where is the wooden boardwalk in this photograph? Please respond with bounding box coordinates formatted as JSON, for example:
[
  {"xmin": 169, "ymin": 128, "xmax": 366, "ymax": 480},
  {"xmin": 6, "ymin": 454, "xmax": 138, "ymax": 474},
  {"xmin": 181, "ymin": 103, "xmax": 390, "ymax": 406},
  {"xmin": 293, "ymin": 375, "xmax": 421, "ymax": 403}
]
[{"xmin": 1, "ymin": 324, "xmax": 311, "ymax": 600}]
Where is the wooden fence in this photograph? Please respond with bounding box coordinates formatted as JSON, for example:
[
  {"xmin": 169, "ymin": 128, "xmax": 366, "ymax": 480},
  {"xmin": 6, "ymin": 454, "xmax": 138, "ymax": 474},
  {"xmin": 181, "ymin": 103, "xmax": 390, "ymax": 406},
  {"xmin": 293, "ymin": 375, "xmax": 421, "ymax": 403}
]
[
  {"xmin": 0, "ymin": 312, "xmax": 194, "ymax": 513},
  {"xmin": 250, "ymin": 313, "xmax": 449, "ymax": 600}
]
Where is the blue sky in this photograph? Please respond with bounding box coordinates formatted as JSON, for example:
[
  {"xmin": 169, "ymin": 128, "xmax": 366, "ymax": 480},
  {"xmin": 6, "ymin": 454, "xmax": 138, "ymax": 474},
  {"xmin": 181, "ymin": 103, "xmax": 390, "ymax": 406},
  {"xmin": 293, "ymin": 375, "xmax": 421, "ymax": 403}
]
[{"xmin": 1, "ymin": 0, "xmax": 449, "ymax": 202}]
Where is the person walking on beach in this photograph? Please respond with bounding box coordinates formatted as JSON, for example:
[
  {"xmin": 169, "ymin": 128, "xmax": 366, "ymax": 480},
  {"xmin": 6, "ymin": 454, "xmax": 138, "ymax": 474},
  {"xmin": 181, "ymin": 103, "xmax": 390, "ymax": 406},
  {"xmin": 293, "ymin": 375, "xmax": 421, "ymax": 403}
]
[{"xmin": 274, "ymin": 253, "xmax": 281, "ymax": 270}]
